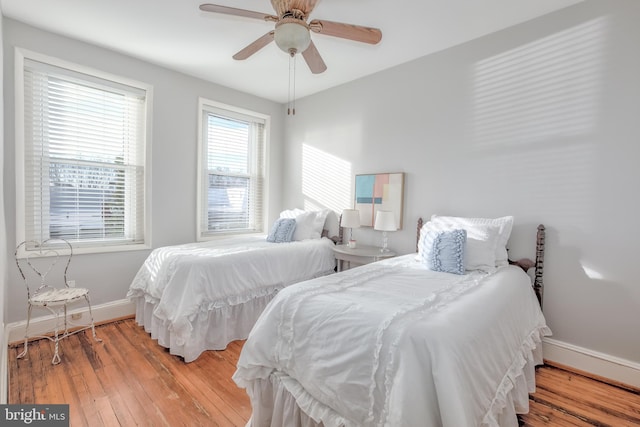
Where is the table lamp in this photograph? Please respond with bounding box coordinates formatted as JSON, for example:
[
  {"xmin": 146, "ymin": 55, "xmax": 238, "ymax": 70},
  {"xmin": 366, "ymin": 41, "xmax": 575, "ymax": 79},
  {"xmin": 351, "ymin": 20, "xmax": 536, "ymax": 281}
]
[
  {"xmin": 340, "ymin": 209, "xmax": 360, "ymax": 248},
  {"xmin": 374, "ymin": 210, "xmax": 396, "ymax": 253}
]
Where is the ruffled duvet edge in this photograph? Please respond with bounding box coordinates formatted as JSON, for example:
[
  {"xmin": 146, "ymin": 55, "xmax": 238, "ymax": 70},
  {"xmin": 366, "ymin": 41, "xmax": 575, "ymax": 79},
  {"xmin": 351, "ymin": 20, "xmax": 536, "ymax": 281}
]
[{"xmin": 482, "ymin": 319, "xmax": 552, "ymax": 426}]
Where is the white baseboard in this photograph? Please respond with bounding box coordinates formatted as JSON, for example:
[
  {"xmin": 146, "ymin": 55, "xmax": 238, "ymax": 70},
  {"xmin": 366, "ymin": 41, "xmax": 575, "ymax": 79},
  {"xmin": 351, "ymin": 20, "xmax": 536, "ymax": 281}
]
[
  {"xmin": 543, "ymin": 337, "xmax": 640, "ymax": 389},
  {"xmin": 6, "ymin": 298, "xmax": 135, "ymax": 344}
]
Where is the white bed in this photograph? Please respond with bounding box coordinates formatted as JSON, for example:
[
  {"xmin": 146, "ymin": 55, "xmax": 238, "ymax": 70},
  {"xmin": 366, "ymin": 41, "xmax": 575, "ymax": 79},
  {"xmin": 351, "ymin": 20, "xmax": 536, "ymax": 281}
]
[
  {"xmin": 232, "ymin": 218, "xmax": 550, "ymax": 426},
  {"xmin": 127, "ymin": 232, "xmax": 337, "ymax": 362}
]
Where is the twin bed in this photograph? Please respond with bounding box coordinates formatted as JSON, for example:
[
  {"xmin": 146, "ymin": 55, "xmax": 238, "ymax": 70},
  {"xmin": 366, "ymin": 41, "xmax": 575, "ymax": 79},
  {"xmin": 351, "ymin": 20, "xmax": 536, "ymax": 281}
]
[
  {"xmin": 233, "ymin": 215, "xmax": 550, "ymax": 427},
  {"xmin": 128, "ymin": 210, "xmax": 549, "ymax": 426},
  {"xmin": 127, "ymin": 209, "xmax": 338, "ymax": 362}
]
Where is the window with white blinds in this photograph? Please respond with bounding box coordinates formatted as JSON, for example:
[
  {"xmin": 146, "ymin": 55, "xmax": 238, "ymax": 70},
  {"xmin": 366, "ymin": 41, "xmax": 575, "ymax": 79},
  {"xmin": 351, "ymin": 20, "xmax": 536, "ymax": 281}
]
[
  {"xmin": 198, "ymin": 99, "xmax": 267, "ymax": 238},
  {"xmin": 17, "ymin": 52, "xmax": 148, "ymax": 252}
]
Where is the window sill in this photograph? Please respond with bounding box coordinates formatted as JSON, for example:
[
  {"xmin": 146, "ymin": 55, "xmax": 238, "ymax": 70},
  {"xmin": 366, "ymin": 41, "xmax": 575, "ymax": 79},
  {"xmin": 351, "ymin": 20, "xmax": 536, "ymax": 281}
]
[{"xmin": 16, "ymin": 242, "xmax": 151, "ymax": 259}]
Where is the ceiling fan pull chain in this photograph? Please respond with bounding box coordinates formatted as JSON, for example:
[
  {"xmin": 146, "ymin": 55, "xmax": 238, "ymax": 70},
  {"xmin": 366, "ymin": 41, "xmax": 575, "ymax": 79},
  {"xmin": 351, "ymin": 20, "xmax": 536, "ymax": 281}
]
[
  {"xmin": 287, "ymin": 54, "xmax": 292, "ymax": 115},
  {"xmin": 287, "ymin": 53, "xmax": 297, "ymax": 115},
  {"xmin": 292, "ymin": 54, "xmax": 296, "ymax": 115}
]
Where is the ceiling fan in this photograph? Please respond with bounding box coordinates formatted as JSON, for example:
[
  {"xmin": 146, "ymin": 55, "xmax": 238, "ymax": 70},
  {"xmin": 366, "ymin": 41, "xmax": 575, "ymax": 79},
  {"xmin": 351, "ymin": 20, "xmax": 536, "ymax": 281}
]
[{"xmin": 199, "ymin": 0, "xmax": 382, "ymax": 74}]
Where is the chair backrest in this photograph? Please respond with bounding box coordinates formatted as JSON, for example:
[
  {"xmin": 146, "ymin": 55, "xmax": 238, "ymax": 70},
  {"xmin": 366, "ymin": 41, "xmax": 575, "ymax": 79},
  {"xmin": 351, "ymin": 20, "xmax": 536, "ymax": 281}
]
[{"xmin": 15, "ymin": 239, "xmax": 73, "ymax": 300}]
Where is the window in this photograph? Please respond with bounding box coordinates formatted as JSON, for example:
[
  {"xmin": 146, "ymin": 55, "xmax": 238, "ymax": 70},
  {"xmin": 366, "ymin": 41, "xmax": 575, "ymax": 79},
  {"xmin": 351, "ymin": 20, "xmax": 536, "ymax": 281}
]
[
  {"xmin": 198, "ymin": 99, "xmax": 267, "ymax": 239},
  {"xmin": 16, "ymin": 50, "xmax": 150, "ymax": 254}
]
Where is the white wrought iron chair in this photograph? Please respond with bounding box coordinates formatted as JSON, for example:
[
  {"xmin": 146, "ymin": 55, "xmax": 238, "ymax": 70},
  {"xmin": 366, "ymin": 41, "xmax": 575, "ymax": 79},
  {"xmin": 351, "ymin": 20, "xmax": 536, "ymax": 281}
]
[{"xmin": 15, "ymin": 238, "xmax": 102, "ymax": 364}]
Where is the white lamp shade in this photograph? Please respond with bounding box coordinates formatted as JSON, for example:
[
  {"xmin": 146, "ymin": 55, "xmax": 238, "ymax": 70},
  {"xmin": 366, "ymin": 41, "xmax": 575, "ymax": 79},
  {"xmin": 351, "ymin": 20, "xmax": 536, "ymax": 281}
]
[
  {"xmin": 374, "ymin": 210, "xmax": 396, "ymax": 231},
  {"xmin": 340, "ymin": 209, "xmax": 361, "ymax": 229},
  {"xmin": 274, "ymin": 20, "xmax": 311, "ymax": 55}
]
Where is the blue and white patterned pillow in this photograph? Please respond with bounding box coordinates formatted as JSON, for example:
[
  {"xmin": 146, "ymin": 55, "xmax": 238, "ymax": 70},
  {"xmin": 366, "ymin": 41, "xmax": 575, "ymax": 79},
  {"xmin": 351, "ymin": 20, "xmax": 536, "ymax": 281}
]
[
  {"xmin": 266, "ymin": 218, "xmax": 297, "ymax": 243},
  {"xmin": 420, "ymin": 229, "xmax": 467, "ymax": 275}
]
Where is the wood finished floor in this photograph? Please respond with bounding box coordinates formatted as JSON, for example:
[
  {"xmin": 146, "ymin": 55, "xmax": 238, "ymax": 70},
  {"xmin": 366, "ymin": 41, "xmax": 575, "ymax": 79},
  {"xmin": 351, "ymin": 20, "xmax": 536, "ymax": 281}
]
[{"xmin": 8, "ymin": 318, "xmax": 640, "ymax": 426}]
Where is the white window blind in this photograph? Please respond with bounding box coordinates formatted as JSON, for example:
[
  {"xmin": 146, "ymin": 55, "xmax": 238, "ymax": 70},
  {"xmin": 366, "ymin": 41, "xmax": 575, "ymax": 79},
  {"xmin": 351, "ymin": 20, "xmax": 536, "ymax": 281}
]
[
  {"xmin": 199, "ymin": 102, "xmax": 266, "ymax": 237},
  {"xmin": 21, "ymin": 56, "xmax": 147, "ymax": 249}
]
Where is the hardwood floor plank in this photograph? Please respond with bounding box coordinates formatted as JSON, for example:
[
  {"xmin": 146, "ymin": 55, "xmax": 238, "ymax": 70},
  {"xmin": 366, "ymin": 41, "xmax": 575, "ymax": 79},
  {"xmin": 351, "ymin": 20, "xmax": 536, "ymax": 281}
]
[
  {"xmin": 521, "ymin": 399, "xmax": 594, "ymax": 427},
  {"xmin": 93, "ymin": 395, "xmax": 120, "ymax": 426},
  {"xmin": 8, "ymin": 318, "xmax": 640, "ymax": 427},
  {"xmin": 100, "ymin": 392, "xmax": 137, "ymax": 427},
  {"xmin": 37, "ymin": 343, "xmax": 66, "ymax": 405},
  {"xmin": 77, "ymin": 329, "xmax": 104, "ymax": 371},
  {"xmin": 28, "ymin": 340, "xmax": 50, "ymax": 402},
  {"xmin": 13, "ymin": 341, "xmax": 37, "ymax": 403},
  {"xmin": 7, "ymin": 346, "xmax": 20, "ymax": 403},
  {"xmin": 97, "ymin": 323, "xmax": 173, "ymax": 427},
  {"xmin": 115, "ymin": 322, "xmax": 233, "ymax": 426},
  {"xmin": 191, "ymin": 348, "xmax": 252, "ymax": 419},
  {"xmin": 57, "ymin": 358, "xmax": 91, "ymax": 426},
  {"xmin": 99, "ymin": 362, "xmax": 158, "ymax": 425},
  {"xmin": 529, "ymin": 366, "xmax": 640, "ymax": 426},
  {"xmin": 535, "ymin": 366, "xmax": 640, "ymax": 422},
  {"xmin": 128, "ymin": 328, "xmax": 244, "ymax": 426},
  {"xmin": 70, "ymin": 369, "xmax": 99, "ymax": 425},
  {"xmin": 521, "ymin": 365, "xmax": 640, "ymax": 427}
]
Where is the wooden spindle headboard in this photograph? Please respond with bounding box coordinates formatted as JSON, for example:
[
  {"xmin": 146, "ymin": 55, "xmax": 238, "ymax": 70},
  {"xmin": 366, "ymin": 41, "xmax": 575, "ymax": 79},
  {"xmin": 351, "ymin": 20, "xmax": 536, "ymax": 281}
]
[
  {"xmin": 533, "ymin": 224, "xmax": 546, "ymax": 309},
  {"xmin": 415, "ymin": 218, "xmax": 546, "ymax": 308}
]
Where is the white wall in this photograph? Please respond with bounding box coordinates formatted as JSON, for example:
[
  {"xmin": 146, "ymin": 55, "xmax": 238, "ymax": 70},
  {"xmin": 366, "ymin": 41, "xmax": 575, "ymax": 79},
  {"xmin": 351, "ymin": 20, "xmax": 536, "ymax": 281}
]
[
  {"xmin": 282, "ymin": 0, "xmax": 640, "ymax": 372},
  {"xmin": 2, "ymin": 18, "xmax": 285, "ymax": 324}
]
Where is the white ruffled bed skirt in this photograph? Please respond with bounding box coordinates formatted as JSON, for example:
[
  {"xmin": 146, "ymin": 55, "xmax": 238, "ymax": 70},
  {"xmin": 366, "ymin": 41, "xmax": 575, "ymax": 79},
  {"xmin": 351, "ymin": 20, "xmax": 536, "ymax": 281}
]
[
  {"xmin": 133, "ymin": 293, "xmax": 276, "ymax": 362},
  {"xmin": 244, "ymin": 344, "xmax": 544, "ymax": 427}
]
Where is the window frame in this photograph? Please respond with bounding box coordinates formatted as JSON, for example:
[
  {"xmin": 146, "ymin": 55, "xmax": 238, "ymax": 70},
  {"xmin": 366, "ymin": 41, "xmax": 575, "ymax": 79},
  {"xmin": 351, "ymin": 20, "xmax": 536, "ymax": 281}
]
[
  {"xmin": 196, "ymin": 98, "xmax": 269, "ymax": 241},
  {"xmin": 15, "ymin": 48, "xmax": 153, "ymax": 257}
]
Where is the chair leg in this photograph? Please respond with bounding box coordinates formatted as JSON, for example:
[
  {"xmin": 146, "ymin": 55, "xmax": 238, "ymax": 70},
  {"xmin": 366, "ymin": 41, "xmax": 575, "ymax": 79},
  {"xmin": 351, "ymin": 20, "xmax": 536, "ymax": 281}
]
[
  {"xmin": 17, "ymin": 304, "xmax": 32, "ymax": 360},
  {"xmin": 52, "ymin": 340, "xmax": 61, "ymax": 365},
  {"xmin": 85, "ymin": 295, "xmax": 102, "ymax": 343},
  {"xmin": 51, "ymin": 309, "xmax": 62, "ymax": 365},
  {"xmin": 63, "ymin": 305, "xmax": 69, "ymax": 335}
]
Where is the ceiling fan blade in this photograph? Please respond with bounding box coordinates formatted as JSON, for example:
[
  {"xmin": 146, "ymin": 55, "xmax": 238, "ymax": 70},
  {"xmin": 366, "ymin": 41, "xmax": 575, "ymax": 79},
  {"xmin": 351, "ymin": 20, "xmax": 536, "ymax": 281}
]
[
  {"xmin": 199, "ymin": 4, "xmax": 277, "ymax": 21},
  {"xmin": 309, "ymin": 19, "xmax": 382, "ymax": 44},
  {"xmin": 301, "ymin": 40, "xmax": 327, "ymax": 74},
  {"xmin": 233, "ymin": 31, "xmax": 275, "ymax": 60}
]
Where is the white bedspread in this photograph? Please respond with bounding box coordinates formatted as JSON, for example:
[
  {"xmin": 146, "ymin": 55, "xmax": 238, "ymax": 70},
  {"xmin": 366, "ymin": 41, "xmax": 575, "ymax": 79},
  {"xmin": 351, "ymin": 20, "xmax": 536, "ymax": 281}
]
[
  {"xmin": 233, "ymin": 255, "xmax": 551, "ymax": 427},
  {"xmin": 127, "ymin": 235, "xmax": 336, "ymax": 361}
]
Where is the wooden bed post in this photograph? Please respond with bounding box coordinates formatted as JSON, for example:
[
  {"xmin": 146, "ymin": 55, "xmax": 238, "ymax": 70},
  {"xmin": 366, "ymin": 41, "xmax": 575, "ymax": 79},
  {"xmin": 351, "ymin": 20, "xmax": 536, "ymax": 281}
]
[{"xmin": 534, "ymin": 224, "xmax": 546, "ymax": 310}]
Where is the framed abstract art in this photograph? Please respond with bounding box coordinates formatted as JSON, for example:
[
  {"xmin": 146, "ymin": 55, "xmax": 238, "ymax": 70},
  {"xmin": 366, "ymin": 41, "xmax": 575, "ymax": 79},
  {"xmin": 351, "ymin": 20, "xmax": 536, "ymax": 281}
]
[{"xmin": 354, "ymin": 172, "xmax": 404, "ymax": 229}]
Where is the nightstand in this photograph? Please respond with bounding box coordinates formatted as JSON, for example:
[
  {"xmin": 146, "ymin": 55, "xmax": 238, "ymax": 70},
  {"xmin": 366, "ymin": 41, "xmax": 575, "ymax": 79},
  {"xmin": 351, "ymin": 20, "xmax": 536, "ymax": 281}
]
[{"xmin": 332, "ymin": 244, "xmax": 396, "ymax": 272}]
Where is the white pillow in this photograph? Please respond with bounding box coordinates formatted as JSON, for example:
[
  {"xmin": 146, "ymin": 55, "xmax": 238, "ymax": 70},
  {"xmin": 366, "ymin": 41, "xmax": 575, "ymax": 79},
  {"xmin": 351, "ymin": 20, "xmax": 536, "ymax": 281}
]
[
  {"xmin": 280, "ymin": 208, "xmax": 331, "ymax": 240},
  {"xmin": 312, "ymin": 208, "xmax": 331, "ymax": 237},
  {"xmin": 418, "ymin": 221, "xmax": 500, "ymax": 271},
  {"xmin": 292, "ymin": 211, "xmax": 319, "ymax": 241},
  {"xmin": 323, "ymin": 210, "xmax": 340, "ymax": 239},
  {"xmin": 279, "ymin": 208, "xmax": 305, "ymax": 219},
  {"xmin": 430, "ymin": 215, "xmax": 514, "ymax": 266},
  {"xmin": 463, "ymin": 224, "xmax": 500, "ymax": 271}
]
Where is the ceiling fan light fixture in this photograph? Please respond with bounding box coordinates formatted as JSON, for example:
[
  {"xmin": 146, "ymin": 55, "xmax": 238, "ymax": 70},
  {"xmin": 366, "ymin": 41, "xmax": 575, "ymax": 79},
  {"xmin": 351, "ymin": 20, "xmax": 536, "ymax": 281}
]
[{"xmin": 274, "ymin": 19, "xmax": 311, "ymax": 56}]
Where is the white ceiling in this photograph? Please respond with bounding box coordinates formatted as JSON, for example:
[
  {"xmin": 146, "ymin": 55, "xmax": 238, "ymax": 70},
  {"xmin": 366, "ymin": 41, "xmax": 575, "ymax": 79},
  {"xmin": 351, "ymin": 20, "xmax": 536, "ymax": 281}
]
[{"xmin": 1, "ymin": 0, "xmax": 583, "ymax": 104}]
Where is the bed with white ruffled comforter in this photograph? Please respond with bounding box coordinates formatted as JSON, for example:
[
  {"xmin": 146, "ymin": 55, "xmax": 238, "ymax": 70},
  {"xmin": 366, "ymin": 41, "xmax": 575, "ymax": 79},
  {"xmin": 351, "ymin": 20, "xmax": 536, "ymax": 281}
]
[
  {"xmin": 233, "ymin": 254, "xmax": 551, "ymax": 427},
  {"xmin": 127, "ymin": 235, "xmax": 336, "ymax": 362}
]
